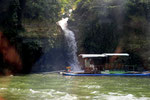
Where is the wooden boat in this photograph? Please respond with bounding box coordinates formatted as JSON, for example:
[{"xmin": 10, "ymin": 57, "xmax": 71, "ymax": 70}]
[{"xmin": 61, "ymin": 53, "xmax": 150, "ymax": 76}]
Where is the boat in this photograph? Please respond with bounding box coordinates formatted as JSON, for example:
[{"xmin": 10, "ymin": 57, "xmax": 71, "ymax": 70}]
[{"xmin": 61, "ymin": 53, "xmax": 150, "ymax": 76}]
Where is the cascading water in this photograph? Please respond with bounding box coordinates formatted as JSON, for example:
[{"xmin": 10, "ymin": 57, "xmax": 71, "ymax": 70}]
[{"xmin": 57, "ymin": 17, "xmax": 81, "ymax": 71}]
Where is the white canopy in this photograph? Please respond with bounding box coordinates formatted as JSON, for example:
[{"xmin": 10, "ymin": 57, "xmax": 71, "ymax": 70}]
[
  {"xmin": 103, "ymin": 53, "xmax": 129, "ymax": 56},
  {"xmin": 79, "ymin": 54, "xmax": 106, "ymax": 58},
  {"xmin": 79, "ymin": 53, "xmax": 129, "ymax": 58}
]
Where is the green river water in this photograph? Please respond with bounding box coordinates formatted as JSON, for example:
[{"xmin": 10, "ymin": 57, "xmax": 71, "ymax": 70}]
[{"xmin": 0, "ymin": 73, "xmax": 150, "ymax": 100}]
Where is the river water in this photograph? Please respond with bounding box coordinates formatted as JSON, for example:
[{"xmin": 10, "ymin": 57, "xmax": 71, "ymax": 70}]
[{"xmin": 0, "ymin": 74, "xmax": 150, "ymax": 100}]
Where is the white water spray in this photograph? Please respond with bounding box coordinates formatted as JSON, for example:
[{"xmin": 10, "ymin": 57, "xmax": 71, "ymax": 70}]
[{"xmin": 57, "ymin": 17, "xmax": 81, "ymax": 71}]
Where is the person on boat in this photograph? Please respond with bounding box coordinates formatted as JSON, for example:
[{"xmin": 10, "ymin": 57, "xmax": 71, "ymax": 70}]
[
  {"xmin": 90, "ymin": 60, "xmax": 99, "ymax": 74},
  {"xmin": 84, "ymin": 58, "xmax": 91, "ymax": 73},
  {"xmin": 66, "ymin": 66, "xmax": 71, "ymax": 72},
  {"xmin": 85, "ymin": 58, "xmax": 90, "ymax": 67},
  {"xmin": 84, "ymin": 58, "xmax": 97, "ymax": 74}
]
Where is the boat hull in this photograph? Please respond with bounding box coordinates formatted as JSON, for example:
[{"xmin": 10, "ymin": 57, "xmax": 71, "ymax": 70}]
[{"xmin": 63, "ymin": 73, "xmax": 150, "ymax": 76}]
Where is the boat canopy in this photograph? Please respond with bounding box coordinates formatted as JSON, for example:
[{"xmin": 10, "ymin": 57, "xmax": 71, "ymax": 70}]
[
  {"xmin": 79, "ymin": 53, "xmax": 129, "ymax": 58},
  {"xmin": 79, "ymin": 54, "xmax": 106, "ymax": 58},
  {"xmin": 103, "ymin": 53, "xmax": 129, "ymax": 56}
]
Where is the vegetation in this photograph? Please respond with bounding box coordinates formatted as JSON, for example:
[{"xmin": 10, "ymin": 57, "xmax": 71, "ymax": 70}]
[
  {"xmin": 0, "ymin": 0, "xmax": 65, "ymax": 74},
  {"xmin": 70, "ymin": 0, "xmax": 150, "ymax": 70},
  {"xmin": 0, "ymin": 0, "xmax": 150, "ymax": 74}
]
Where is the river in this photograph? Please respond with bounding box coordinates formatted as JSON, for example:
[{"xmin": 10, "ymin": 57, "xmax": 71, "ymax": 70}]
[{"xmin": 0, "ymin": 74, "xmax": 150, "ymax": 100}]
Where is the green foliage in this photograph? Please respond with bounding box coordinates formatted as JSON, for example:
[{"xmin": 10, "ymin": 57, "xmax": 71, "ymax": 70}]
[
  {"xmin": 1, "ymin": 0, "xmax": 150, "ymax": 73},
  {"xmin": 0, "ymin": 0, "xmax": 66, "ymax": 74},
  {"xmin": 72, "ymin": 0, "xmax": 123, "ymax": 53},
  {"xmin": 23, "ymin": 0, "xmax": 61, "ymax": 22},
  {"xmin": 70, "ymin": 0, "xmax": 150, "ymax": 69}
]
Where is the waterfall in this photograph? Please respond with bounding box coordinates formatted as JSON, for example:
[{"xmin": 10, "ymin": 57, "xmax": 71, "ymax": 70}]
[{"xmin": 57, "ymin": 17, "xmax": 81, "ymax": 71}]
